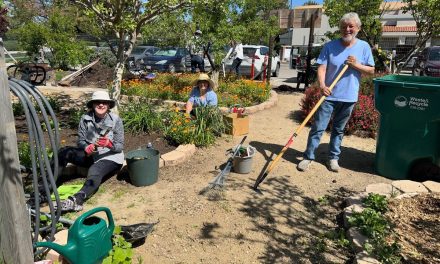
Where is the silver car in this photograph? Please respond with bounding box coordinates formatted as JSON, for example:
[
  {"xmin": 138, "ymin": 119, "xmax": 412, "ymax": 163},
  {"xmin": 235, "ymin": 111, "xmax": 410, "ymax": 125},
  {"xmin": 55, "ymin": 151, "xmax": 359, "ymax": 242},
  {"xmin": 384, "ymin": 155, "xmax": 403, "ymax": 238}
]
[
  {"xmin": 127, "ymin": 46, "xmax": 159, "ymax": 69},
  {"xmin": 223, "ymin": 45, "xmax": 280, "ymax": 79}
]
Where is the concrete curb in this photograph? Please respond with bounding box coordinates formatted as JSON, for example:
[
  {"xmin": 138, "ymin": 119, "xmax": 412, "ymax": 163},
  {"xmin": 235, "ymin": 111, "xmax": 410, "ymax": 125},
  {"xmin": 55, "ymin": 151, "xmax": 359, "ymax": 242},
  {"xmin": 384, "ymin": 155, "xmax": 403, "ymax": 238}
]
[{"xmin": 343, "ymin": 180, "xmax": 440, "ymax": 263}]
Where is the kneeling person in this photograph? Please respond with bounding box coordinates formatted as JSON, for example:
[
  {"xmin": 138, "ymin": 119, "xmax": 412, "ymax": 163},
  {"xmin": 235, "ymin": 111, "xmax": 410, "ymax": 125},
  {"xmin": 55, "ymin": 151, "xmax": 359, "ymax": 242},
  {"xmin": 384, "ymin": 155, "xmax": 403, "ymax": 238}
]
[{"xmin": 185, "ymin": 73, "xmax": 218, "ymax": 116}]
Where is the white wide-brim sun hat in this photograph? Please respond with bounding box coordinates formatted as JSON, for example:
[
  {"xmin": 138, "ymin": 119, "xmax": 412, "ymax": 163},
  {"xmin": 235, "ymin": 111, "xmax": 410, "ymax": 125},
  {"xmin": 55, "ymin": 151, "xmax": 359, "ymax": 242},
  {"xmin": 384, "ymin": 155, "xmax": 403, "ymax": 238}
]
[{"xmin": 86, "ymin": 91, "xmax": 116, "ymax": 109}]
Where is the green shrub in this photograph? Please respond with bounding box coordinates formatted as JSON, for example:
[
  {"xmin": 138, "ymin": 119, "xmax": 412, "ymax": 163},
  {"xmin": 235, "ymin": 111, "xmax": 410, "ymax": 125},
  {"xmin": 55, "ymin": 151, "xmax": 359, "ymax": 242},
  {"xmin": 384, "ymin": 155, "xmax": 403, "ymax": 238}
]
[
  {"xmin": 66, "ymin": 108, "xmax": 84, "ymax": 129},
  {"xmin": 120, "ymin": 103, "xmax": 164, "ymax": 134},
  {"xmin": 13, "ymin": 11, "xmax": 91, "ymax": 69},
  {"xmin": 13, "ymin": 101, "xmax": 24, "ymax": 116},
  {"xmin": 89, "ymin": 48, "xmax": 117, "ymax": 68},
  {"xmin": 18, "ymin": 141, "xmax": 32, "ymax": 169},
  {"xmin": 163, "ymin": 106, "xmax": 226, "ymax": 147}
]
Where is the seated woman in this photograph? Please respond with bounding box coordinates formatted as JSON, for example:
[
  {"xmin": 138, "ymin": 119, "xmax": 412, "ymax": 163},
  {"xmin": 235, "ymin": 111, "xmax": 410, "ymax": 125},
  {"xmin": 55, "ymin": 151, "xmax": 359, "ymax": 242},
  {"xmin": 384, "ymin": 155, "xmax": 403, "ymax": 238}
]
[
  {"xmin": 185, "ymin": 73, "xmax": 218, "ymax": 115},
  {"xmin": 57, "ymin": 91, "xmax": 124, "ymax": 212}
]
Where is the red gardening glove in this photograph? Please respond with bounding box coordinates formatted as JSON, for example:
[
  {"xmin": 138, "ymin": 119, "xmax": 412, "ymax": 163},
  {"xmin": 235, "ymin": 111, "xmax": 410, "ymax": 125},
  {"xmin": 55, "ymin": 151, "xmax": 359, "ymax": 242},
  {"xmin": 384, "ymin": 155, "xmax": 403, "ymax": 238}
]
[
  {"xmin": 97, "ymin": 137, "xmax": 113, "ymax": 149},
  {"xmin": 85, "ymin": 144, "xmax": 95, "ymax": 155}
]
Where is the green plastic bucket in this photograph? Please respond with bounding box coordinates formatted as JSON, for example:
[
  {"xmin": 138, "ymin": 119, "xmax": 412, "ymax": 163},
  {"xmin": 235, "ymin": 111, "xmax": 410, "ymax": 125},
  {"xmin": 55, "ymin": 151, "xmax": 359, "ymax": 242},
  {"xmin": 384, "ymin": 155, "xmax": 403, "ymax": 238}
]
[{"xmin": 125, "ymin": 149, "xmax": 160, "ymax": 187}]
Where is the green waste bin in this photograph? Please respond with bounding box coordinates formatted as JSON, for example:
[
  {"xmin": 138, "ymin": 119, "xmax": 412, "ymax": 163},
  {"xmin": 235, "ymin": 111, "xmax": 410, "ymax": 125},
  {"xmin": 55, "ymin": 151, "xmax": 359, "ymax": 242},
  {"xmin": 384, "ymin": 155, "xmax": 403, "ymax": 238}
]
[
  {"xmin": 374, "ymin": 75, "xmax": 440, "ymax": 180},
  {"xmin": 125, "ymin": 148, "xmax": 160, "ymax": 187}
]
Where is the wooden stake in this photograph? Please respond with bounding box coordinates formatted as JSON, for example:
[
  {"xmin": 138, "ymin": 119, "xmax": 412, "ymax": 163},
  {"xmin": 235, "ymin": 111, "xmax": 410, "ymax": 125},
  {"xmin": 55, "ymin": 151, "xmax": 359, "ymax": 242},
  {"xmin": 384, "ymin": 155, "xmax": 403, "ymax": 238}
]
[{"xmin": 0, "ymin": 38, "xmax": 34, "ymax": 263}]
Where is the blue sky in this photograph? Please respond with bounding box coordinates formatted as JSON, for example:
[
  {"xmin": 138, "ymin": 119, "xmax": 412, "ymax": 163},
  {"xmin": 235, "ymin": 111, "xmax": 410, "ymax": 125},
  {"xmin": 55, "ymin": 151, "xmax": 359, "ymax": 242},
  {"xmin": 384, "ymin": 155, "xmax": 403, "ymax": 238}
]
[{"xmin": 290, "ymin": 0, "xmax": 324, "ymax": 8}]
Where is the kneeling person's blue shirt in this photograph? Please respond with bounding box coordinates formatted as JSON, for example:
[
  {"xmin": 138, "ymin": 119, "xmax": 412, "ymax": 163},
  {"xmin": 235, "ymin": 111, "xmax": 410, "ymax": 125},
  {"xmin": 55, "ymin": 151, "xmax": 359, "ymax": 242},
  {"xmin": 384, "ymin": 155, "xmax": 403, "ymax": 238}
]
[
  {"xmin": 188, "ymin": 87, "xmax": 218, "ymax": 107},
  {"xmin": 317, "ymin": 39, "xmax": 375, "ymax": 103}
]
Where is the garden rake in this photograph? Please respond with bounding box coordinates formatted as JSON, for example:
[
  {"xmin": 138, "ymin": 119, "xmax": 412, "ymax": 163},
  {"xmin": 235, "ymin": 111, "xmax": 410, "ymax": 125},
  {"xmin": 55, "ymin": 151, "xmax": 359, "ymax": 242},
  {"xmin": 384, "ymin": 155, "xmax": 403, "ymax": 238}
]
[
  {"xmin": 207, "ymin": 136, "xmax": 247, "ymax": 189},
  {"xmin": 253, "ymin": 64, "xmax": 349, "ymax": 190}
]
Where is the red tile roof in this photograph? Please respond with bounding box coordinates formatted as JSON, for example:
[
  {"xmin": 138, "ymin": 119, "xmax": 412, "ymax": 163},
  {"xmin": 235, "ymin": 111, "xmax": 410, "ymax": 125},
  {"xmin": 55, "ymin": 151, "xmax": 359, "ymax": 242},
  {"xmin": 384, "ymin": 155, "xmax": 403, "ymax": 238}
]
[{"xmin": 383, "ymin": 26, "xmax": 417, "ymax": 32}]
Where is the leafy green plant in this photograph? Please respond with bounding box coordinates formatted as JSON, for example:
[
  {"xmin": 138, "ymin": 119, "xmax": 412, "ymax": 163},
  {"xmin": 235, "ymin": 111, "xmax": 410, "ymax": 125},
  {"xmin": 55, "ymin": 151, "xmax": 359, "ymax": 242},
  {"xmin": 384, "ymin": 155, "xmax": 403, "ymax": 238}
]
[
  {"xmin": 17, "ymin": 141, "xmax": 54, "ymax": 170},
  {"xmin": 120, "ymin": 103, "xmax": 164, "ymax": 133},
  {"xmin": 12, "ymin": 101, "xmax": 24, "ymax": 116},
  {"xmin": 348, "ymin": 194, "xmax": 401, "ymax": 264},
  {"xmin": 163, "ymin": 106, "xmax": 226, "ymax": 147},
  {"xmin": 46, "ymin": 96, "xmax": 62, "ymax": 113},
  {"xmin": 349, "ymin": 208, "xmax": 390, "ymax": 239},
  {"xmin": 363, "ymin": 193, "xmax": 388, "ymax": 213},
  {"xmin": 66, "ymin": 108, "xmax": 84, "ymax": 129},
  {"xmin": 18, "ymin": 141, "xmax": 32, "ymax": 169},
  {"xmin": 103, "ymin": 226, "xmax": 133, "ymax": 264}
]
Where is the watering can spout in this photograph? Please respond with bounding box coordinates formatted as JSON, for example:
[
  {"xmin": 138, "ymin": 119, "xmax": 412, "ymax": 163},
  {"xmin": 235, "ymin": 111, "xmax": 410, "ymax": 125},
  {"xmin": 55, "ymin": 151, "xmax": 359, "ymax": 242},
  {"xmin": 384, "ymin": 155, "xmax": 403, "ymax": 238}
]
[{"xmin": 35, "ymin": 241, "xmax": 75, "ymax": 263}]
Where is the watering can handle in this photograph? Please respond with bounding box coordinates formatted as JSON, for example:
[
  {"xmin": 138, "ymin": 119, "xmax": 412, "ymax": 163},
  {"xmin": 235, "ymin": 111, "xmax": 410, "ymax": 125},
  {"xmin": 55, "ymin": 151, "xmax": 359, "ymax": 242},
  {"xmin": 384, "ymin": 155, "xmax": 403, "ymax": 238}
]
[{"xmin": 76, "ymin": 207, "xmax": 115, "ymax": 233}]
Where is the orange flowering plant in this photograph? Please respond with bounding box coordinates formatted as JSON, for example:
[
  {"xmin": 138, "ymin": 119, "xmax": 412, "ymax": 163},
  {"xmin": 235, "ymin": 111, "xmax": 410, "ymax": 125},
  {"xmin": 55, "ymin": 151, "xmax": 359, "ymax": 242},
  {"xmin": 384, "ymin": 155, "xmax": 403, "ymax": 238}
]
[{"xmin": 121, "ymin": 73, "xmax": 271, "ymax": 107}]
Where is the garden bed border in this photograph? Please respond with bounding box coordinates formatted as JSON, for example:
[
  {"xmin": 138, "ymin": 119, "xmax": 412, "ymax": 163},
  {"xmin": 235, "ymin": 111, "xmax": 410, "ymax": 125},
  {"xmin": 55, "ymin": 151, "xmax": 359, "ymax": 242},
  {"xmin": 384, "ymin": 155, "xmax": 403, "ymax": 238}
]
[{"xmin": 53, "ymin": 88, "xmax": 278, "ymax": 175}]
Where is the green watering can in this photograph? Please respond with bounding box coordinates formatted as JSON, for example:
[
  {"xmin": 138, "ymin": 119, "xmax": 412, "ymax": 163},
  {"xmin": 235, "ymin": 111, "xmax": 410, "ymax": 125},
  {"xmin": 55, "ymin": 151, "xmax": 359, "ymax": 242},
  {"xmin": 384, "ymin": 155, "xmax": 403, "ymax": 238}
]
[{"xmin": 35, "ymin": 207, "xmax": 115, "ymax": 264}]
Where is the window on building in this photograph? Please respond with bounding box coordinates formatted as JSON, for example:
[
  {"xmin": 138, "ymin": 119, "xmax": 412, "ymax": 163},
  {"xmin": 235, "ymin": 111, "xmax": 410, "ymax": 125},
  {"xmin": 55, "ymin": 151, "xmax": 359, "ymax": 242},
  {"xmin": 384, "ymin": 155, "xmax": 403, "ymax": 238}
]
[
  {"xmin": 379, "ymin": 37, "xmax": 399, "ymax": 51},
  {"xmin": 431, "ymin": 38, "xmax": 440, "ymax": 46},
  {"xmin": 405, "ymin": 37, "xmax": 418, "ymax": 45}
]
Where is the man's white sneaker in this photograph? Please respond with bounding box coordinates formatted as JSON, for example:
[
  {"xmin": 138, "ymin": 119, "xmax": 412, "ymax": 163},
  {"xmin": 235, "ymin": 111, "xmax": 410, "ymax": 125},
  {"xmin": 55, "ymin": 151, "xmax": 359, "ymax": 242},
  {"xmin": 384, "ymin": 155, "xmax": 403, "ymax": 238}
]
[
  {"xmin": 297, "ymin": 159, "xmax": 312, "ymax": 171},
  {"xmin": 328, "ymin": 159, "xmax": 340, "ymax": 172}
]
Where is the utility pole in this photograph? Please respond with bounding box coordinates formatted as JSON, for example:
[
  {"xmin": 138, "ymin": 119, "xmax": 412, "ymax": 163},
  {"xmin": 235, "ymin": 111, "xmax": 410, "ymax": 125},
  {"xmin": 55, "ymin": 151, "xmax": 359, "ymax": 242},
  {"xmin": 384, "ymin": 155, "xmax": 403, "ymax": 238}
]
[
  {"xmin": 266, "ymin": 34, "xmax": 273, "ymax": 84},
  {"xmin": 304, "ymin": 11, "xmax": 316, "ymax": 89},
  {"xmin": 0, "ymin": 39, "xmax": 34, "ymax": 263}
]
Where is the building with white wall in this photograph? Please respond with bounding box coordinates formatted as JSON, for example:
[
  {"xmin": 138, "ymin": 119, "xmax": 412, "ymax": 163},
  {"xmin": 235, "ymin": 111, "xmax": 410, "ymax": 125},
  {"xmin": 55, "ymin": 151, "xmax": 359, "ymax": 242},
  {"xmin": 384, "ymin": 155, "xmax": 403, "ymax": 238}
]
[{"xmin": 275, "ymin": 1, "xmax": 439, "ymax": 61}]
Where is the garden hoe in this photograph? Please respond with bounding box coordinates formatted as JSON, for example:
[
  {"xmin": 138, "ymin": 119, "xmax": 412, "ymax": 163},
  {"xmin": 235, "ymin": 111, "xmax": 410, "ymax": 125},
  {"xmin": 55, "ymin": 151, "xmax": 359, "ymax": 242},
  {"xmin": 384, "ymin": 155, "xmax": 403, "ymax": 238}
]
[{"xmin": 253, "ymin": 64, "xmax": 349, "ymax": 190}]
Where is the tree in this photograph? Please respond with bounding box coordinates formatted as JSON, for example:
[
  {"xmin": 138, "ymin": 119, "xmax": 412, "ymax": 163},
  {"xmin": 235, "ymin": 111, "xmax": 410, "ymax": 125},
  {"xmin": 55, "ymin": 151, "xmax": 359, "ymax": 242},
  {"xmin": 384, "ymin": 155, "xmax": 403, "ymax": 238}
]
[
  {"xmin": 71, "ymin": 0, "xmax": 207, "ymax": 109},
  {"xmin": 396, "ymin": 0, "xmax": 440, "ymax": 72}
]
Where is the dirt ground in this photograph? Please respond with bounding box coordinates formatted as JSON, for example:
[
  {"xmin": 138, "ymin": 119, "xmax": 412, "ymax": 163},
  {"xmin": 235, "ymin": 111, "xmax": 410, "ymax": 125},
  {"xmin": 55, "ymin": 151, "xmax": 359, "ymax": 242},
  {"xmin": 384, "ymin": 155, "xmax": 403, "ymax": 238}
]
[
  {"xmin": 73, "ymin": 89, "xmax": 398, "ymax": 263},
  {"xmin": 26, "ymin": 81, "xmax": 439, "ymax": 263},
  {"xmin": 386, "ymin": 193, "xmax": 440, "ymax": 264}
]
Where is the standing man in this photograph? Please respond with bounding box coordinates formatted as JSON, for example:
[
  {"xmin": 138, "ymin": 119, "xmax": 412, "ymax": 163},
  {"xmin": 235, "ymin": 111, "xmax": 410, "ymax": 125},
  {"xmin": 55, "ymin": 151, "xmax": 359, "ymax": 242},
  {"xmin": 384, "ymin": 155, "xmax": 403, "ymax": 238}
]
[
  {"xmin": 189, "ymin": 29, "xmax": 205, "ymax": 73},
  {"xmin": 297, "ymin": 12, "xmax": 375, "ymax": 173},
  {"xmin": 225, "ymin": 39, "xmax": 244, "ymax": 78}
]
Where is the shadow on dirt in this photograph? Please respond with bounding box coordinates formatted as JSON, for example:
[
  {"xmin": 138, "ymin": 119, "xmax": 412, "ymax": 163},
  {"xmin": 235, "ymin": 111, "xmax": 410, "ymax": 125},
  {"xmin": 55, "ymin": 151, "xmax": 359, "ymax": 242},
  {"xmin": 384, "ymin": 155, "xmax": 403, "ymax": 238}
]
[
  {"xmin": 272, "ymin": 84, "xmax": 305, "ymax": 95},
  {"xmin": 237, "ymin": 175, "xmax": 355, "ymax": 263},
  {"xmin": 249, "ymin": 140, "xmax": 376, "ymax": 175}
]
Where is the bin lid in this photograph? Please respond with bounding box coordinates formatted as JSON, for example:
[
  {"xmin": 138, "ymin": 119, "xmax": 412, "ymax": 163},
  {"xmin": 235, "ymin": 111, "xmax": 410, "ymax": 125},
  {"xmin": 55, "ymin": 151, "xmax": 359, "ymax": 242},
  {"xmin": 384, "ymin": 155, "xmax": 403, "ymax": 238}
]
[{"xmin": 374, "ymin": 75, "xmax": 440, "ymax": 91}]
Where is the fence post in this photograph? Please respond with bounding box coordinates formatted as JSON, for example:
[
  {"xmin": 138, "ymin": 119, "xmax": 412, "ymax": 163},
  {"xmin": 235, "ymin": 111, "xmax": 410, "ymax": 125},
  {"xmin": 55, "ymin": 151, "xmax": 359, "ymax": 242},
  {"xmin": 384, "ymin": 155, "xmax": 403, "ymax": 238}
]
[{"xmin": 0, "ymin": 38, "xmax": 34, "ymax": 263}]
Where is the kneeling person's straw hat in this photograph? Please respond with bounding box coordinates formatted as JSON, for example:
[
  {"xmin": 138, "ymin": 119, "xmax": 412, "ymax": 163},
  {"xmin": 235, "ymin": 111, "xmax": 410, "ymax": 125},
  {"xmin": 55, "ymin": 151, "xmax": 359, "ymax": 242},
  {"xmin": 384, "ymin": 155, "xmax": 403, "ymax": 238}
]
[
  {"xmin": 87, "ymin": 91, "xmax": 116, "ymax": 109},
  {"xmin": 194, "ymin": 73, "xmax": 215, "ymax": 89}
]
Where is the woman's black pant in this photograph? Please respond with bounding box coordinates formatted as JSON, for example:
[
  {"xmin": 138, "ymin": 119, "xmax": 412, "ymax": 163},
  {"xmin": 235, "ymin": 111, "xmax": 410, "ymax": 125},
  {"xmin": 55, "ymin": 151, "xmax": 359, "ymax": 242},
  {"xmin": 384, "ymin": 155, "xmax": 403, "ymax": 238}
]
[{"xmin": 57, "ymin": 147, "xmax": 122, "ymax": 204}]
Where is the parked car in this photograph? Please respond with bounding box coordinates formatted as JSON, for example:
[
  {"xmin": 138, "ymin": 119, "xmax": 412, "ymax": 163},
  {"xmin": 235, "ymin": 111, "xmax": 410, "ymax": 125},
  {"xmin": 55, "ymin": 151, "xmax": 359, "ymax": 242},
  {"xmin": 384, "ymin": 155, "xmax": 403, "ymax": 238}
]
[
  {"xmin": 142, "ymin": 47, "xmax": 212, "ymax": 73},
  {"xmin": 142, "ymin": 47, "xmax": 190, "ymax": 73},
  {"xmin": 223, "ymin": 45, "xmax": 280, "ymax": 78},
  {"xmin": 127, "ymin": 46, "xmax": 159, "ymax": 69},
  {"xmin": 412, "ymin": 46, "xmax": 440, "ymax": 77}
]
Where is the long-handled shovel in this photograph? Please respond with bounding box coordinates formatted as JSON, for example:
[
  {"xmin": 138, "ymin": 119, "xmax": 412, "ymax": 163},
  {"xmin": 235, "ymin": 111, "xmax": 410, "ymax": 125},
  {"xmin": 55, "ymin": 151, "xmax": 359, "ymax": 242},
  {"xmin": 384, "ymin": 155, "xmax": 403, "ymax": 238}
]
[{"xmin": 253, "ymin": 64, "xmax": 349, "ymax": 189}]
